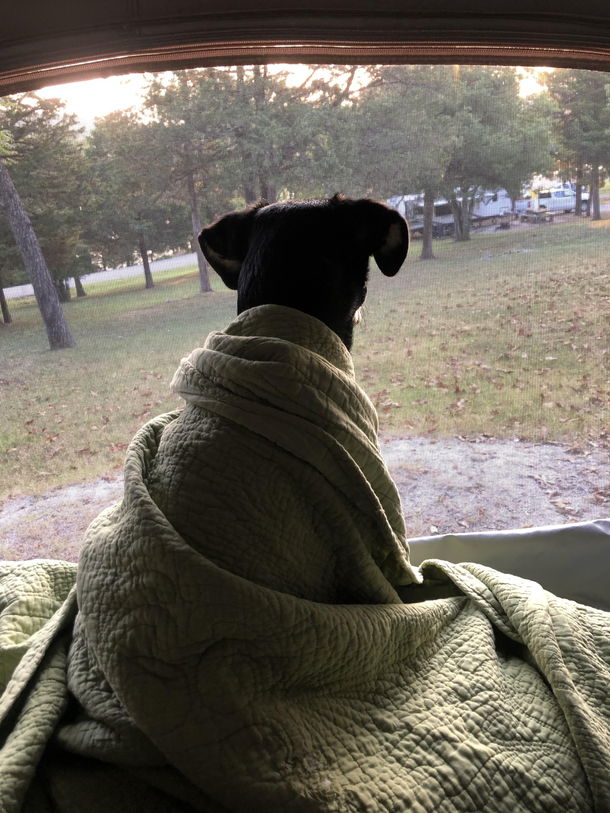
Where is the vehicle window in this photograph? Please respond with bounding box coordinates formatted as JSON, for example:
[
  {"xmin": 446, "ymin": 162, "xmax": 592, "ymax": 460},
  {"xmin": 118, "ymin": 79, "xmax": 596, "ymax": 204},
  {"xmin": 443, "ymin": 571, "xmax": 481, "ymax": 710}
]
[
  {"xmin": 1, "ymin": 64, "xmax": 608, "ymax": 559},
  {"xmin": 433, "ymin": 203, "xmax": 453, "ymax": 217}
]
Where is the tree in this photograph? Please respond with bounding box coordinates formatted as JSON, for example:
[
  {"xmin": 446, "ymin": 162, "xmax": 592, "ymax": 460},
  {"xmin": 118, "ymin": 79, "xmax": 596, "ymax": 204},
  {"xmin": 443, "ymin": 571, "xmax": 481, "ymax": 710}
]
[
  {"xmin": 334, "ymin": 66, "xmax": 552, "ymax": 254},
  {"xmin": 0, "ymin": 95, "xmax": 93, "ymax": 301},
  {"xmin": 439, "ymin": 66, "xmax": 553, "ymax": 241},
  {"xmin": 144, "ymin": 65, "xmax": 372, "ymax": 285},
  {"xmin": 0, "ymin": 274, "xmax": 11, "ymax": 324},
  {"xmin": 144, "ymin": 70, "xmax": 238, "ymax": 292},
  {"xmin": 546, "ymin": 69, "xmax": 610, "ymax": 221},
  {"xmin": 345, "ymin": 65, "xmax": 455, "ymax": 259},
  {"xmin": 0, "ymin": 158, "xmax": 76, "ymax": 348},
  {"xmin": 0, "ymin": 106, "xmax": 76, "ymax": 349},
  {"xmin": 0, "ymin": 131, "xmax": 12, "ymax": 324},
  {"xmin": 212, "ymin": 65, "xmax": 360, "ymax": 202},
  {"xmin": 86, "ymin": 110, "xmax": 192, "ymax": 287}
]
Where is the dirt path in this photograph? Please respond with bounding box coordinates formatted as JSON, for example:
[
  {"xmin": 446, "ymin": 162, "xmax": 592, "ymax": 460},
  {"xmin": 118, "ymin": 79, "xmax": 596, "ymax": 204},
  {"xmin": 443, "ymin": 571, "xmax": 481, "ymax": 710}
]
[
  {"xmin": 381, "ymin": 436, "xmax": 609, "ymax": 538},
  {"xmin": 1, "ymin": 438, "xmax": 608, "ymax": 561},
  {"xmin": 0, "ymin": 475, "xmax": 124, "ymax": 561}
]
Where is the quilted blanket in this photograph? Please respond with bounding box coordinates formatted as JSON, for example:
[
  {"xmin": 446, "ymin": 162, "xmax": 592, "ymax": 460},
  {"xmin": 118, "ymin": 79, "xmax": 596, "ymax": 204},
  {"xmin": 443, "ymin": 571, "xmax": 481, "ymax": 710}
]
[{"xmin": 1, "ymin": 304, "xmax": 610, "ymax": 813}]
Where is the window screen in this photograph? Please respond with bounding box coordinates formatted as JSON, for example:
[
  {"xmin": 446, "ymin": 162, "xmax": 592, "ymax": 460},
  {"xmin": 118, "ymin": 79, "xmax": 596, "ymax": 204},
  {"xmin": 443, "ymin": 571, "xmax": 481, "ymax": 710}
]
[{"xmin": 0, "ymin": 65, "xmax": 608, "ymax": 560}]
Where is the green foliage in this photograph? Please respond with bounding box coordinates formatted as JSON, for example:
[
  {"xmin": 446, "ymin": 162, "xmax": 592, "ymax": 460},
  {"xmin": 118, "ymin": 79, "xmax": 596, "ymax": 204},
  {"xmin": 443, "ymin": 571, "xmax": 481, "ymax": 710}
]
[
  {"xmin": 144, "ymin": 66, "xmax": 365, "ymax": 206},
  {"xmin": 85, "ymin": 109, "xmax": 192, "ymax": 268},
  {"xmin": 144, "ymin": 69, "xmax": 238, "ymax": 222},
  {"xmin": 437, "ymin": 67, "xmax": 553, "ymax": 238},
  {"xmin": 341, "ymin": 65, "xmax": 454, "ymax": 199},
  {"xmin": 0, "ymin": 95, "xmax": 91, "ymax": 287},
  {"xmin": 547, "ymin": 69, "xmax": 610, "ymax": 169},
  {"xmin": 545, "ymin": 69, "xmax": 610, "ymax": 218},
  {"xmin": 341, "ymin": 66, "xmax": 554, "ymax": 240},
  {"xmin": 0, "ymin": 128, "xmax": 14, "ymax": 159}
]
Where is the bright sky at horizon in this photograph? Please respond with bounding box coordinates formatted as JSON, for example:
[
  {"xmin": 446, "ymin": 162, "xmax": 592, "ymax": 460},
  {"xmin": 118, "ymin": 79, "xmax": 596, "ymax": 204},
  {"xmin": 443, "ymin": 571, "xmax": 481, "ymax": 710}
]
[{"xmin": 38, "ymin": 73, "xmax": 149, "ymax": 130}]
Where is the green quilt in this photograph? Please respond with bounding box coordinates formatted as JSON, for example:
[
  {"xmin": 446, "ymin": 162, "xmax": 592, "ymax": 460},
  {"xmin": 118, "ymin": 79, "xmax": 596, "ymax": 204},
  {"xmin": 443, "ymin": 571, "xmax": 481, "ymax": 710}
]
[{"xmin": 1, "ymin": 305, "xmax": 609, "ymax": 812}]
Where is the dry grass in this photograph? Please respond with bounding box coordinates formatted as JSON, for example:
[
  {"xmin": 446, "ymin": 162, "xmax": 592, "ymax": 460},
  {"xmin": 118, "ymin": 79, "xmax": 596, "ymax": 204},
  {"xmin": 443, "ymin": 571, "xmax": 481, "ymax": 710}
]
[
  {"xmin": 354, "ymin": 218, "xmax": 609, "ymax": 448},
  {"xmin": 1, "ymin": 265, "xmax": 235, "ymax": 500}
]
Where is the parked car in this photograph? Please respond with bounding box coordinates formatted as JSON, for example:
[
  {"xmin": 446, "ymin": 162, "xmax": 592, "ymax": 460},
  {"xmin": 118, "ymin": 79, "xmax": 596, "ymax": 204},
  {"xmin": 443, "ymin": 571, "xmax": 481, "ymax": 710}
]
[
  {"xmin": 515, "ymin": 187, "xmax": 589, "ymax": 215},
  {"xmin": 539, "ymin": 188, "xmax": 578, "ymax": 213}
]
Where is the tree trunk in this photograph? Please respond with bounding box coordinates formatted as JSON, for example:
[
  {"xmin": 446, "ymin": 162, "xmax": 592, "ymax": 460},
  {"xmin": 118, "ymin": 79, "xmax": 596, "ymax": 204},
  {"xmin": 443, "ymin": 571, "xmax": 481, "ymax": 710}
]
[
  {"xmin": 186, "ymin": 169, "xmax": 212, "ymax": 293},
  {"xmin": 575, "ymin": 163, "xmax": 583, "ymax": 216},
  {"xmin": 243, "ymin": 182, "xmax": 258, "ymax": 205},
  {"xmin": 259, "ymin": 180, "xmax": 277, "ymax": 204},
  {"xmin": 450, "ymin": 193, "xmax": 471, "ymax": 241},
  {"xmin": 236, "ymin": 67, "xmax": 258, "ymax": 206},
  {"xmin": 74, "ymin": 274, "xmax": 87, "ymax": 297},
  {"xmin": 0, "ymin": 269, "xmax": 12, "ymax": 324},
  {"xmin": 0, "ymin": 160, "xmax": 75, "ymax": 349},
  {"xmin": 591, "ymin": 166, "xmax": 601, "ymax": 221},
  {"xmin": 54, "ymin": 278, "xmax": 71, "ymax": 303},
  {"xmin": 138, "ymin": 233, "xmax": 154, "ymax": 289},
  {"xmin": 421, "ymin": 187, "xmax": 435, "ymax": 260}
]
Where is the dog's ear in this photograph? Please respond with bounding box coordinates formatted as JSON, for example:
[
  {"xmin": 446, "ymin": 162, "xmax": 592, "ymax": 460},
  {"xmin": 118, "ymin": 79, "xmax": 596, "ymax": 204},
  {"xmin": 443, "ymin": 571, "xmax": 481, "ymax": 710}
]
[
  {"xmin": 350, "ymin": 199, "xmax": 410, "ymax": 277},
  {"xmin": 199, "ymin": 202, "xmax": 266, "ymax": 290},
  {"xmin": 372, "ymin": 209, "xmax": 410, "ymax": 277}
]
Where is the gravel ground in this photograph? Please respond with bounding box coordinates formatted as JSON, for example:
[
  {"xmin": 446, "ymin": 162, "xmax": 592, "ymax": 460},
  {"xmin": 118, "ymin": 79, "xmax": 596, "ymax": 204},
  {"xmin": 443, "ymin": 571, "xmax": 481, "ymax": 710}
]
[
  {"xmin": 1, "ymin": 437, "xmax": 608, "ymax": 561},
  {"xmin": 381, "ymin": 435, "xmax": 610, "ymax": 538}
]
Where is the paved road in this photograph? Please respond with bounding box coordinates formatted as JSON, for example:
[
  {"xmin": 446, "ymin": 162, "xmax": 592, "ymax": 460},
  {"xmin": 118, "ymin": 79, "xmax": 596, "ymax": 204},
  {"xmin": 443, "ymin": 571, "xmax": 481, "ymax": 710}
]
[{"xmin": 4, "ymin": 252, "xmax": 198, "ymax": 300}]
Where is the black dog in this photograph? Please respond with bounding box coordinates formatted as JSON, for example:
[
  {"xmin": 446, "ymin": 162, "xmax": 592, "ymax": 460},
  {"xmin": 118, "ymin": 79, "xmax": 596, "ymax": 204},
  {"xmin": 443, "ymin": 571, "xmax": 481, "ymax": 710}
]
[{"xmin": 199, "ymin": 193, "xmax": 409, "ymax": 350}]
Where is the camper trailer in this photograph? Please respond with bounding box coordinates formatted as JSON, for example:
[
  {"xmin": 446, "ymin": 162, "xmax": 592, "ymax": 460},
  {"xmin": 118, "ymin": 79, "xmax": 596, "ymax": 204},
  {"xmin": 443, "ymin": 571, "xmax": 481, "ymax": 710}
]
[{"xmin": 389, "ymin": 189, "xmax": 513, "ymax": 236}]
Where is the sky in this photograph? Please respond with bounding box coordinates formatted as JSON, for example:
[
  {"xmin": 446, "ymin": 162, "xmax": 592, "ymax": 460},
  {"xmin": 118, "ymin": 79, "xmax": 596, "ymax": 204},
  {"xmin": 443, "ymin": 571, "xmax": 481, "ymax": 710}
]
[
  {"xmin": 37, "ymin": 66, "xmax": 547, "ymax": 130},
  {"xmin": 38, "ymin": 73, "xmax": 149, "ymax": 130}
]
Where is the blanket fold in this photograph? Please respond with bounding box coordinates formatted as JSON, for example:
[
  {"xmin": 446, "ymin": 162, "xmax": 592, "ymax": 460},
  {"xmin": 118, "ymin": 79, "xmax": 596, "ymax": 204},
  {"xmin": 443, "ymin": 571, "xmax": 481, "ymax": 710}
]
[{"xmin": 0, "ymin": 305, "xmax": 609, "ymax": 813}]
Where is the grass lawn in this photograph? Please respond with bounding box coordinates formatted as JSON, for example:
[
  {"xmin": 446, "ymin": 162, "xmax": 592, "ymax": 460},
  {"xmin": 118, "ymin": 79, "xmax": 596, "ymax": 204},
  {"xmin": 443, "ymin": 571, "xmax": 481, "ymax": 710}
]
[
  {"xmin": 354, "ymin": 218, "xmax": 609, "ymax": 446},
  {"xmin": 1, "ymin": 219, "xmax": 609, "ymax": 500},
  {"xmin": 1, "ymin": 264, "xmax": 236, "ymax": 498}
]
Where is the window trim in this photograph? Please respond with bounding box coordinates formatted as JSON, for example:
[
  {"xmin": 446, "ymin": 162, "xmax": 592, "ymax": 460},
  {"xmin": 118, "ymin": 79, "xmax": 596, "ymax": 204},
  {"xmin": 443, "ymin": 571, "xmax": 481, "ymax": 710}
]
[{"xmin": 4, "ymin": 6, "xmax": 610, "ymax": 94}]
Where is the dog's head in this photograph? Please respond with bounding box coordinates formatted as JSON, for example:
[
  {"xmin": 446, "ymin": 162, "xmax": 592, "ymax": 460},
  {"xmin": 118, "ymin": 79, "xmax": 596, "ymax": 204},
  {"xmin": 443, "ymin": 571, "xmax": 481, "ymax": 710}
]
[{"xmin": 199, "ymin": 194, "xmax": 409, "ymax": 350}]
